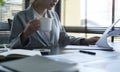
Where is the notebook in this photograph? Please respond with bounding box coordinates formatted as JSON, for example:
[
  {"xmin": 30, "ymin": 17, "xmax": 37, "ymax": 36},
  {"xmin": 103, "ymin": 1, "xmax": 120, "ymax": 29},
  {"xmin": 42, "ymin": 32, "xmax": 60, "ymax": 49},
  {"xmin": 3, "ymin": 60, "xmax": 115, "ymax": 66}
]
[{"xmin": 0, "ymin": 49, "xmax": 41, "ymax": 60}]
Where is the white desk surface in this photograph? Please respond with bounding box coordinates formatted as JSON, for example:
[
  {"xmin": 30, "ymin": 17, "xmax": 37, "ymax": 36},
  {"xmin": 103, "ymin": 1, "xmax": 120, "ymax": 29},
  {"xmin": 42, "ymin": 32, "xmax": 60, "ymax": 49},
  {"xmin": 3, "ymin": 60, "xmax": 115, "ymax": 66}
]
[
  {"xmin": 1, "ymin": 45, "xmax": 120, "ymax": 72},
  {"xmin": 46, "ymin": 50, "xmax": 120, "ymax": 72}
]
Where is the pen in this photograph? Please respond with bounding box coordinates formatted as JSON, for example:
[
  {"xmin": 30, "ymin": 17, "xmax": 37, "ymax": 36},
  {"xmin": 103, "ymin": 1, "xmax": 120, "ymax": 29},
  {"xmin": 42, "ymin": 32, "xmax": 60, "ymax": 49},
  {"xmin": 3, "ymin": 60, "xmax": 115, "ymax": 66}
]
[{"xmin": 79, "ymin": 50, "xmax": 96, "ymax": 55}]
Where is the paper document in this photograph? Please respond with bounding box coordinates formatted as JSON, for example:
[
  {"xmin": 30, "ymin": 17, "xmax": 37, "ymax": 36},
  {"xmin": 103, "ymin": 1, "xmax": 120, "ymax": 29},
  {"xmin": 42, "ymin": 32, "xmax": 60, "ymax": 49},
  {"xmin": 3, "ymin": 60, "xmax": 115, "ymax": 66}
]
[{"xmin": 82, "ymin": 55, "xmax": 120, "ymax": 72}]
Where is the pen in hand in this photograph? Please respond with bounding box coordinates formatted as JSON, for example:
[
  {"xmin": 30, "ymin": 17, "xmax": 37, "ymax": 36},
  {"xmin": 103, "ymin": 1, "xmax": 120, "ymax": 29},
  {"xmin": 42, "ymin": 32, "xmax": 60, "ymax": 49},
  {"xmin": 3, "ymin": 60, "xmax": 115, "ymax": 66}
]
[{"xmin": 79, "ymin": 50, "xmax": 96, "ymax": 55}]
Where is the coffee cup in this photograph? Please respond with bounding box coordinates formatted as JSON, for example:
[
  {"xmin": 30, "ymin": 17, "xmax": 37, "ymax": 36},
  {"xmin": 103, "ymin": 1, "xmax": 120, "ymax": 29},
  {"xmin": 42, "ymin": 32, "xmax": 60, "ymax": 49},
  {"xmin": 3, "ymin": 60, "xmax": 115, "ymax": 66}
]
[{"xmin": 39, "ymin": 17, "xmax": 53, "ymax": 31}]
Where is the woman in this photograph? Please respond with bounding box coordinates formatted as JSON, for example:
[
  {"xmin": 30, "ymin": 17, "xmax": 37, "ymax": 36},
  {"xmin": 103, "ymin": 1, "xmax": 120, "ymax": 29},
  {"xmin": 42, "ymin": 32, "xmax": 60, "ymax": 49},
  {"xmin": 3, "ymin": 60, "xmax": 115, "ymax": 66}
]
[{"xmin": 8, "ymin": 0, "xmax": 99, "ymax": 49}]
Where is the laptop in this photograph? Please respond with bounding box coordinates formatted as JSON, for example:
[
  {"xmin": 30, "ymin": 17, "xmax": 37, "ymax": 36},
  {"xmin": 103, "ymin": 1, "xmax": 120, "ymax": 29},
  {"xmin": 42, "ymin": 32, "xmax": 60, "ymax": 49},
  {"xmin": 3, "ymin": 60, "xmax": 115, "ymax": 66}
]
[
  {"xmin": 65, "ymin": 18, "xmax": 120, "ymax": 51},
  {"xmin": 96, "ymin": 18, "xmax": 120, "ymax": 49}
]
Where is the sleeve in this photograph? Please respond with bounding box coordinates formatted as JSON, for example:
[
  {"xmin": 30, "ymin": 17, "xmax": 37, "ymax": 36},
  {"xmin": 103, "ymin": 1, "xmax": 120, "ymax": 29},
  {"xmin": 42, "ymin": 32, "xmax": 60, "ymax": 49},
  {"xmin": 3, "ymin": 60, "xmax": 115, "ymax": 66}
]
[
  {"xmin": 8, "ymin": 12, "xmax": 30, "ymax": 49},
  {"xmin": 59, "ymin": 25, "xmax": 84, "ymax": 46},
  {"xmin": 53, "ymin": 12, "xmax": 85, "ymax": 46},
  {"xmin": 8, "ymin": 11, "xmax": 47, "ymax": 49}
]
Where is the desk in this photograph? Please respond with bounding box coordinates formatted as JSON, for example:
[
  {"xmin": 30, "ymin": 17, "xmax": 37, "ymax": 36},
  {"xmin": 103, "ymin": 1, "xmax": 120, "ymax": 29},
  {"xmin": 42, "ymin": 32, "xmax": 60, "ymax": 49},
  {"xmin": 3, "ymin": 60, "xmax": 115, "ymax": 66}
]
[
  {"xmin": 46, "ymin": 48, "xmax": 120, "ymax": 72},
  {"xmin": 1, "ymin": 46, "xmax": 120, "ymax": 72}
]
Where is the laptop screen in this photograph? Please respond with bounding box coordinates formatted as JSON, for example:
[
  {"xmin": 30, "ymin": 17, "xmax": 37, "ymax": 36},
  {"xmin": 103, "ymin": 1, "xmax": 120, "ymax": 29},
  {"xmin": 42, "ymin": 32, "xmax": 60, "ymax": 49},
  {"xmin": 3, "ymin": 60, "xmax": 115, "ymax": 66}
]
[{"xmin": 96, "ymin": 18, "xmax": 120, "ymax": 49}]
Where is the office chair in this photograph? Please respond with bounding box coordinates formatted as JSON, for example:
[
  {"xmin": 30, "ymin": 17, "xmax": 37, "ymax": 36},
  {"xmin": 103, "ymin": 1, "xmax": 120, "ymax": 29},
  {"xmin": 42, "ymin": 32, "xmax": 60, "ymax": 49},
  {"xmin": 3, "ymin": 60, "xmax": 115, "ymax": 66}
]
[{"xmin": 8, "ymin": 19, "xmax": 13, "ymax": 30}]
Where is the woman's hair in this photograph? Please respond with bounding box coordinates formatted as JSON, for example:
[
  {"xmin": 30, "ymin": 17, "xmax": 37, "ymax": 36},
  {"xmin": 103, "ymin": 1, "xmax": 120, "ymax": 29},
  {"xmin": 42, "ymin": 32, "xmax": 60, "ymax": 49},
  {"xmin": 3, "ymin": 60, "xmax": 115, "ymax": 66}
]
[{"xmin": 30, "ymin": 0, "xmax": 36, "ymax": 4}]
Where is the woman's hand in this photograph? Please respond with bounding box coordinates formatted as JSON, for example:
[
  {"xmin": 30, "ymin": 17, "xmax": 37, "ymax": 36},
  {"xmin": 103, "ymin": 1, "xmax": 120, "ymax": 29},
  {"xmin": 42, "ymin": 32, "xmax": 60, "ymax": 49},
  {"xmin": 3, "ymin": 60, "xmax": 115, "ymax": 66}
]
[
  {"xmin": 21, "ymin": 19, "xmax": 40, "ymax": 43},
  {"xmin": 85, "ymin": 36, "xmax": 100, "ymax": 45},
  {"xmin": 23, "ymin": 19, "xmax": 40, "ymax": 37}
]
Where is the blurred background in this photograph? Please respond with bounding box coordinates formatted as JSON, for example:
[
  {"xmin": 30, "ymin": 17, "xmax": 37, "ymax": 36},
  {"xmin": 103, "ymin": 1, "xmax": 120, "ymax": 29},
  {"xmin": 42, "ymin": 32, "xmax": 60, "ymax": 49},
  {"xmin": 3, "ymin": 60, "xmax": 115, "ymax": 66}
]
[{"xmin": 0, "ymin": 0, "xmax": 120, "ymax": 44}]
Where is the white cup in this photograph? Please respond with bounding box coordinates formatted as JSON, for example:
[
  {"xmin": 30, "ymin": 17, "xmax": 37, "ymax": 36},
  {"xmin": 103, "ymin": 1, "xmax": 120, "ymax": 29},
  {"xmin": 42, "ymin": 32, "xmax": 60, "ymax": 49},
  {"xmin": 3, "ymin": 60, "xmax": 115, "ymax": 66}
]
[{"xmin": 39, "ymin": 17, "xmax": 53, "ymax": 31}]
